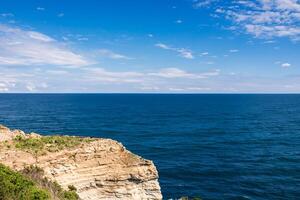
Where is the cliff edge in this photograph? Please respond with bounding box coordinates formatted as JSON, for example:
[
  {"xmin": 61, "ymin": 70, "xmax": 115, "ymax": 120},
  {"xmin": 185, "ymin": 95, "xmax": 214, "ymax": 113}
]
[{"xmin": 0, "ymin": 125, "xmax": 162, "ymax": 200}]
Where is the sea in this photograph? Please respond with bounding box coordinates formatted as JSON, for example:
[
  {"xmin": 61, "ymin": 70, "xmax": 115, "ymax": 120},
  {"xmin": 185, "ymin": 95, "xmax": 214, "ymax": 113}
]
[{"xmin": 0, "ymin": 94, "xmax": 299, "ymax": 200}]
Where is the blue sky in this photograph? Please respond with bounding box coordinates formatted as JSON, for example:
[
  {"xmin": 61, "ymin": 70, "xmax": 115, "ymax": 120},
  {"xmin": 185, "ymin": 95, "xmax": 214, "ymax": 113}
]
[{"xmin": 0, "ymin": 0, "xmax": 299, "ymax": 93}]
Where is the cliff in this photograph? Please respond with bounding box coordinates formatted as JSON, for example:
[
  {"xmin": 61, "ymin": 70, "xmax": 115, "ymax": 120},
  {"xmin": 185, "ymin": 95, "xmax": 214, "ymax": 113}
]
[{"xmin": 0, "ymin": 125, "xmax": 162, "ymax": 200}]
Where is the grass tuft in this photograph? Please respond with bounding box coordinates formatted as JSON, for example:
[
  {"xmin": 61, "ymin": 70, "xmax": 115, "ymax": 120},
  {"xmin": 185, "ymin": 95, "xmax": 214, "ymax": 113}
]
[{"xmin": 14, "ymin": 135, "xmax": 95, "ymax": 156}]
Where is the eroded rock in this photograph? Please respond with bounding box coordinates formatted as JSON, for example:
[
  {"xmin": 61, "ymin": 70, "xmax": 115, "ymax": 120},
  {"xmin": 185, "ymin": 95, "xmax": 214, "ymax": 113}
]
[{"xmin": 0, "ymin": 125, "xmax": 162, "ymax": 200}]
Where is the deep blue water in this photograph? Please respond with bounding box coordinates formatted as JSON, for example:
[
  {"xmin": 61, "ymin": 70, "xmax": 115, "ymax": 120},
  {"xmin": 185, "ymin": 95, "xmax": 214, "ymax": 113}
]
[{"xmin": 0, "ymin": 94, "xmax": 299, "ymax": 200}]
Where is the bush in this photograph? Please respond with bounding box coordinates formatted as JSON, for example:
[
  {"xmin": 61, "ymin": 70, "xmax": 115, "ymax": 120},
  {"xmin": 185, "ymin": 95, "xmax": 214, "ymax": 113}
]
[
  {"xmin": 61, "ymin": 191, "xmax": 79, "ymax": 200},
  {"xmin": 14, "ymin": 137, "xmax": 44, "ymax": 156},
  {"xmin": 0, "ymin": 164, "xmax": 50, "ymax": 200},
  {"xmin": 68, "ymin": 185, "xmax": 77, "ymax": 191},
  {"xmin": 21, "ymin": 165, "xmax": 79, "ymax": 200}
]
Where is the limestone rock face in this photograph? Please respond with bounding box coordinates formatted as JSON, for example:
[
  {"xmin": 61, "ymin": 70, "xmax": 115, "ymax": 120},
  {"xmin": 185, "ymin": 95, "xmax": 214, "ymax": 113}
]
[
  {"xmin": 0, "ymin": 125, "xmax": 162, "ymax": 200},
  {"xmin": 0, "ymin": 125, "xmax": 26, "ymax": 141}
]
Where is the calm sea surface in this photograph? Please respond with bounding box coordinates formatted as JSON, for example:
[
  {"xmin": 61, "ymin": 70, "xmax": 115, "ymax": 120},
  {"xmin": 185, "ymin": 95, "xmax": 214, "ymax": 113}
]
[{"xmin": 0, "ymin": 94, "xmax": 299, "ymax": 199}]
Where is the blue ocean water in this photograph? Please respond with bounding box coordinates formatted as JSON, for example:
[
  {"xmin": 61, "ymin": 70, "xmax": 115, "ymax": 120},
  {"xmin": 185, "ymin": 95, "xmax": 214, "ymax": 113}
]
[{"xmin": 0, "ymin": 94, "xmax": 299, "ymax": 200}]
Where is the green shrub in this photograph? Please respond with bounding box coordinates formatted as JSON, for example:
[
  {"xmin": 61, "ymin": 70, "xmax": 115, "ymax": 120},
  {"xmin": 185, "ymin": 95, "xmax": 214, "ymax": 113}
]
[
  {"xmin": 61, "ymin": 191, "xmax": 79, "ymax": 200},
  {"xmin": 27, "ymin": 187, "xmax": 50, "ymax": 200},
  {"xmin": 14, "ymin": 135, "xmax": 94, "ymax": 156},
  {"xmin": 68, "ymin": 185, "xmax": 77, "ymax": 191},
  {"xmin": 0, "ymin": 164, "xmax": 50, "ymax": 200},
  {"xmin": 14, "ymin": 137, "xmax": 44, "ymax": 156},
  {"xmin": 21, "ymin": 165, "xmax": 79, "ymax": 200}
]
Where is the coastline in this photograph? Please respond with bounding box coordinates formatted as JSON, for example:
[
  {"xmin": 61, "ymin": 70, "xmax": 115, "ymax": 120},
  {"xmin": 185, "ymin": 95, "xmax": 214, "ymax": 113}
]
[{"xmin": 0, "ymin": 125, "xmax": 162, "ymax": 200}]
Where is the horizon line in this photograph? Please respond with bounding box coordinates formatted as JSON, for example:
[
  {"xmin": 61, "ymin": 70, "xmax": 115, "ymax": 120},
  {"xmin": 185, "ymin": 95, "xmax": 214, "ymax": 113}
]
[{"xmin": 0, "ymin": 92, "xmax": 300, "ymax": 95}]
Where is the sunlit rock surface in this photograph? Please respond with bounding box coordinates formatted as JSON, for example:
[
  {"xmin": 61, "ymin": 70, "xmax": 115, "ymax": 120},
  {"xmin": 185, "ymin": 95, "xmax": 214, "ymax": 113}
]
[{"xmin": 0, "ymin": 125, "xmax": 162, "ymax": 200}]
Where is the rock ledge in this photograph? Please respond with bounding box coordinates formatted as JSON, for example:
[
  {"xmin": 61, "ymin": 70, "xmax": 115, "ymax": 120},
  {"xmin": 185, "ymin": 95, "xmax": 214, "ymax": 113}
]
[{"xmin": 0, "ymin": 125, "xmax": 162, "ymax": 200}]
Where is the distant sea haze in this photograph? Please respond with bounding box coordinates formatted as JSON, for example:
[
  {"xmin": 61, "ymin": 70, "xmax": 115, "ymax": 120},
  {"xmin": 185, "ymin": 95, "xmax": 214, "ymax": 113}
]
[{"xmin": 0, "ymin": 94, "xmax": 299, "ymax": 200}]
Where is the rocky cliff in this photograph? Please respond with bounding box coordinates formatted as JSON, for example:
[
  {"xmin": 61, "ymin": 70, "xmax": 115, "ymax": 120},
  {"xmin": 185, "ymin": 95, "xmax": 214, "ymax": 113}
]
[{"xmin": 0, "ymin": 125, "xmax": 162, "ymax": 200}]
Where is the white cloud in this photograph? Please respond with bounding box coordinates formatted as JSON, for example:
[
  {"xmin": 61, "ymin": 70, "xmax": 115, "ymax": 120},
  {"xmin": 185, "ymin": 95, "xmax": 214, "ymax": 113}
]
[
  {"xmin": 96, "ymin": 49, "xmax": 132, "ymax": 60},
  {"xmin": 79, "ymin": 67, "xmax": 220, "ymax": 87},
  {"xmin": 0, "ymin": 24, "xmax": 90, "ymax": 67},
  {"xmin": 245, "ymin": 24, "xmax": 300, "ymax": 38},
  {"xmin": 186, "ymin": 87, "xmax": 211, "ymax": 91},
  {"xmin": 46, "ymin": 70, "xmax": 69, "ymax": 75},
  {"xmin": 155, "ymin": 43, "xmax": 194, "ymax": 59},
  {"xmin": 276, "ymin": 0, "xmax": 300, "ymax": 11},
  {"xmin": 263, "ymin": 40, "xmax": 276, "ymax": 43},
  {"xmin": 0, "ymin": 68, "xmax": 68, "ymax": 92},
  {"xmin": 281, "ymin": 62, "xmax": 291, "ymax": 68},
  {"xmin": 196, "ymin": 0, "xmax": 300, "ymax": 40},
  {"xmin": 26, "ymin": 84, "xmax": 36, "ymax": 92},
  {"xmin": 194, "ymin": 0, "xmax": 216, "ymax": 8},
  {"xmin": 1, "ymin": 13, "xmax": 14, "ymax": 17},
  {"xmin": 200, "ymin": 52, "xmax": 209, "ymax": 56},
  {"xmin": 155, "ymin": 43, "xmax": 170, "ymax": 49},
  {"xmin": 200, "ymin": 69, "xmax": 221, "ymax": 76},
  {"xmin": 148, "ymin": 68, "xmax": 220, "ymax": 78},
  {"xmin": 27, "ymin": 31, "xmax": 55, "ymax": 42},
  {"xmin": 83, "ymin": 68, "xmax": 144, "ymax": 83},
  {"xmin": 166, "ymin": 87, "xmax": 211, "ymax": 92},
  {"xmin": 2, "ymin": 62, "xmax": 297, "ymax": 93},
  {"xmin": 77, "ymin": 37, "xmax": 88, "ymax": 41},
  {"xmin": 57, "ymin": 13, "xmax": 64, "ymax": 17},
  {"xmin": 0, "ymin": 83, "xmax": 9, "ymax": 92},
  {"xmin": 36, "ymin": 7, "xmax": 45, "ymax": 11},
  {"xmin": 229, "ymin": 49, "xmax": 239, "ymax": 53},
  {"xmin": 168, "ymin": 88, "xmax": 185, "ymax": 91},
  {"xmin": 177, "ymin": 49, "xmax": 194, "ymax": 59},
  {"xmin": 25, "ymin": 82, "xmax": 48, "ymax": 92},
  {"xmin": 149, "ymin": 68, "xmax": 197, "ymax": 78},
  {"xmin": 175, "ymin": 19, "xmax": 183, "ymax": 24},
  {"xmin": 140, "ymin": 86, "xmax": 160, "ymax": 91}
]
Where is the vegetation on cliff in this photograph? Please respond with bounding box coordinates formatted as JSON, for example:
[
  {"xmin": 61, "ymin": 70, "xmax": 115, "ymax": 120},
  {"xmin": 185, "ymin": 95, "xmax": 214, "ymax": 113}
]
[
  {"xmin": 0, "ymin": 163, "xmax": 49, "ymax": 200},
  {"xmin": 0, "ymin": 132, "xmax": 89, "ymax": 199},
  {"xmin": 22, "ymin": 165, "xmax": 79, "ymax": 200},
  {"xmin": 0, "ymin": 164, "xmax": 79, "ymax": 200},
  {"xmin": 14, "ymin": 135, "xmax": 94, "ymax": 156}
]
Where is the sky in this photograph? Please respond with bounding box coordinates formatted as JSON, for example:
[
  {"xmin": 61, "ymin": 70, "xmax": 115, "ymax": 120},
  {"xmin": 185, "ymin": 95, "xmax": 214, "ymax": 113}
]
[{"xmin": 0, "ymin": 0, "xmax": 300, "ymax": 93}]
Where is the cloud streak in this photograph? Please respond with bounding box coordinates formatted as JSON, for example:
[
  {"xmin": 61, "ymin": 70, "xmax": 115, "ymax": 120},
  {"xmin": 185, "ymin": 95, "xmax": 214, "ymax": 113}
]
[
  {"xmin": 0, "ymin": 65, "xmax": 222, "ymax": 92},
  {"xmin": 95, "ymin": 49, "xmax": 132, "ymax": 60},
  {"xmin": 155, "ymin": 43, "xmax": 194, "ymax": 59},
  {"xmin": 194, "ymin": 0, "xmax": 217, "ymax": 8},
  {"xmin": 281, "ymin": 63, "xmax": 291, "ymax": 68},
  {"xmin": 0, "ymin": 24, "xmax": 91, "ymax": 67},
  {"xmin": 36, "ymin": 7, "xmax": 45, "ymax": 11},
  {"xmin": 148, "ymin": 68, "xmax": 220, "ymax": 78}
]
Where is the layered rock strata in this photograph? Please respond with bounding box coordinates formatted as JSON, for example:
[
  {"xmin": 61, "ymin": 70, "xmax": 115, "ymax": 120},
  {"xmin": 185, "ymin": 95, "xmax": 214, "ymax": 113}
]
[{"xmin": 0, "ymin": 125, "xmax": 162, "ymax": 200}]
